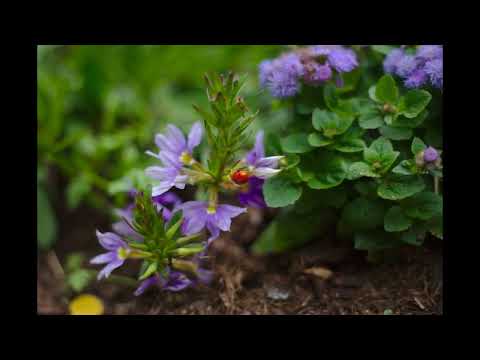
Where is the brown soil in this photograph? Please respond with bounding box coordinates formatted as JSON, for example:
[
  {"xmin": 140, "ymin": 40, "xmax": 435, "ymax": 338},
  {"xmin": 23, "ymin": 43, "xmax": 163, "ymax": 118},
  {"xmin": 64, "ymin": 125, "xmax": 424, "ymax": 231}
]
[{"xmin": 37, "ymin": 206, "xmax": 443, "ymax": 315}]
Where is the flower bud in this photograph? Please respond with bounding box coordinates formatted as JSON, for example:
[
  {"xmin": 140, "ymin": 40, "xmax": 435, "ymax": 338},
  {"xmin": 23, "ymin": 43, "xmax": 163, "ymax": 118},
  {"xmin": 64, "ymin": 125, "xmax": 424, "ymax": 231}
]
[{"xmin": 423, "ymin": 146, "xmax": 439, "ymax": 163}]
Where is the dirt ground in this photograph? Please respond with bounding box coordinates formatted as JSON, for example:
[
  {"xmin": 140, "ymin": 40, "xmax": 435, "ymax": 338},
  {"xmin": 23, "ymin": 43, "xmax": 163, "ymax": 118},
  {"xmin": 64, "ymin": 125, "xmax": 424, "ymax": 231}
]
[{"xmin": 37, "ymin": 204, "xmax": 443, "ymax": 315}]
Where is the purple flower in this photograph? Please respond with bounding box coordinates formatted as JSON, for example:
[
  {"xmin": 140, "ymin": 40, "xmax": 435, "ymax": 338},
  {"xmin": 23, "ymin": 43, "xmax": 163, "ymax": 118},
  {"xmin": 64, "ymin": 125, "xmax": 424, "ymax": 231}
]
[
  {"xmin": 416, "ymin": 45, "xmax": 443, "ymax": 61},
  {"xmin": 134, "ymin": 270, "xmax": 193, "ymax": 296},
  {"xmin": 259, "ymin": 60, "xmax": 274, "ymax": 87},
  {"xmin": 396, "ymin": 55, "xmax": 419, "ymax": 77},
  {"xmin": 404, "ymin": 69, "xmax": 428, "ymax": 88},
  {"xmin": 178, "ymin": 201, "xmax": 247, "ymax": 244},
  {"xmin": 303, "ymin": 62, "xmax": 332, "ymax": 85},
  {"xmin": 423, "ymin": 146, "xmax": 439, "ymax": 163},
  {"xmin": 328, "ymin": 48, "xmax": 358, "ymax": 73},
  {"xmin": 112, "ymin": 204, "xmax": 143, "ymax": 241},
  {"xmin": 90, "ymin": 231, "xmax": 130, "ymax": 280},
  {"xmin": 152, "ymin": 191, "xmax": 182, "ymax": 222},
  {"xmin": 245, "ymin": 131, "xmax": 283, "ymax": 179},
  {"xmin": 145, "ymin": 122, "xmax": 203, "ymax": 196},
  {"xmin": 424, "ymin": 58, "xmax": 443, "ymax": 89},
  {"xmin": 238, "ymin": 177, "xmax": 266, "ymax": 208},
  {"xmin": 260, "ymin": 54, "xmax": 304, "ymax": 98},
  {"xmin": 383, "ymin": 48, "xmax": 405, "ymax": 74}
]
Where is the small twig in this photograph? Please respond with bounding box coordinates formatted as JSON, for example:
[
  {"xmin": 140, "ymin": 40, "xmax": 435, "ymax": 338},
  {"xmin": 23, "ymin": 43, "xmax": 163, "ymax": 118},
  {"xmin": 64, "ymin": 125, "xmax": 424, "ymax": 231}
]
[
  {"xmin": 47, "ymin": 251, "xmax": 65, "ymax": 280},
  {"xmin": 414, "ymin": 297, "xmax": 426, "ymax": 310}
]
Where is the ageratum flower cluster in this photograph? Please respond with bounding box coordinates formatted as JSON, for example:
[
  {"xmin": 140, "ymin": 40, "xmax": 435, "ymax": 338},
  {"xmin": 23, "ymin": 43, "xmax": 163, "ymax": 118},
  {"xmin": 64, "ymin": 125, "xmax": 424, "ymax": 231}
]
[
  {"xmin": 90, "ymin": 72, "xmax": 285, "ymax": 296},
  {"xmin": 259, "ymin": 45, "xmax": 359, "ymax": 98},
  {"xmin": 383, "ymin": 45, "xmax": 443, "ymax": 89}
]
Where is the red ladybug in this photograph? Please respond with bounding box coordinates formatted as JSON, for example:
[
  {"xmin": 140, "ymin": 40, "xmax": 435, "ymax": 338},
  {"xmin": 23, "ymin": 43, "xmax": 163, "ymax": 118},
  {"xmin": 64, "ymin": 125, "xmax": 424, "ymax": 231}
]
[{"xmin": 231, "ymin": 170, "xmax": 250, "ymax": 185}]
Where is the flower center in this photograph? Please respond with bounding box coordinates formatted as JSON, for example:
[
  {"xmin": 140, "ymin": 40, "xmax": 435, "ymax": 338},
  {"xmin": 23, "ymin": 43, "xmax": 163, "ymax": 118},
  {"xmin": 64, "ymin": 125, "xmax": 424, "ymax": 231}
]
[
  {"xmin": 117, "ymin": 247, "xmax": 131, "ymax": 260},
  {"xmin": 180, "ymin": 151, "xmax": 194, "ymax": 165}
]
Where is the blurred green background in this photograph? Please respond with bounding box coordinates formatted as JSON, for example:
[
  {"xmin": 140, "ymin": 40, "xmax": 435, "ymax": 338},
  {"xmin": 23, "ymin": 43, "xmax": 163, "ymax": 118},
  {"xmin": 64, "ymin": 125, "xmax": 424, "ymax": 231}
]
[{"xmin": 37, "ymin": 45, "xmax": 287, "ymax": 251}]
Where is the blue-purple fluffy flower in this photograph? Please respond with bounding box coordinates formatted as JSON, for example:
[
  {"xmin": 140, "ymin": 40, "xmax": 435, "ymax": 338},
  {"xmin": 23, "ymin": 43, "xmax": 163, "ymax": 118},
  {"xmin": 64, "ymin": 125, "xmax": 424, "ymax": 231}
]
[
  {"xmin": 90, "ymin": 231, "xmax": 131, "ymax": 280},
  {"xmin": 145, "ymin": 122, "xmax": 203, "ymax": 196},
  {"xmin": 383, "ymin": 45, "xmax": 443, "ymax": 89},
  {"xmin": 259, "ymin": 45, "xmax": 359, "ymax": 98}
]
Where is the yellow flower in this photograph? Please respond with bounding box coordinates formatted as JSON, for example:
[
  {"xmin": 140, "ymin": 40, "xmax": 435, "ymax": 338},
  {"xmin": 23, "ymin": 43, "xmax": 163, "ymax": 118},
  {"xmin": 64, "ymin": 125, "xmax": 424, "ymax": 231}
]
[{"xmin": 69, "ymin": 294, "xmax": 104, "ymax": 315}]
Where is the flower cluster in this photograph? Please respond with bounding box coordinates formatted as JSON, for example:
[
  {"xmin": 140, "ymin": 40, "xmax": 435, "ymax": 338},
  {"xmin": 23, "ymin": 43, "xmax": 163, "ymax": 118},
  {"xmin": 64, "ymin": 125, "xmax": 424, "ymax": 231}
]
[
  {"xmin": 259, "ymin": 45, "xmax": 359, "ymax": 98},
  {"xmin": 383, "ymin": 45, "xmax": 443, "ymax": 89},
  {"xmin": 90, "ymin": 72, "xmax": 285, "ymax": 296}
]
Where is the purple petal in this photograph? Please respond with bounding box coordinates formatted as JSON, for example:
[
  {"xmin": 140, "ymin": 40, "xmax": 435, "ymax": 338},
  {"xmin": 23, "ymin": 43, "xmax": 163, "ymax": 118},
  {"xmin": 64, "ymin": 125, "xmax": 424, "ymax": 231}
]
[
  {"xmin": 96, "ymin": 230, "xmax": 126, "ymax": 251},
  {"xmin": 153, "ymin": 192, "xmax": 181, "ymax": 206},
  {"xmin": 210, "ymin": 204, "xmax": 247, "ymax": 232},
  {"xmin": 145, "ymin": 166, "xmax": 177, "ymax": 181},
  {"xmin": 252, "ymin": 167, "xmax": 281, "ymax": 179},
  {"xmin": 246, "ymin": 131, "xmax": 265, "ymax": 165},
  {"xmin": 164, "ymin": 272, "xmax": 193, "ymax": 292},
  {"xmin": 155, "ymin": 133, "xmax": 178, "ymax": 154},
  {"xmin": 90, "ymin": 252, "xmax": 116, "ymax": 265},
  {"xmin": 158, "ymin": 151, "xmax": 182, "ymax": 169},
  {"xmin": 134, "ymin": 275, "xmax": 160, "ymax": 296},
  {"xmin": 182, "ymin": 210, "xmax": 208, "ymax": 235},
  {"xmin": 196, "ymin": 268, "xmax": 214, "ymax": 285},
  {"xmin": 187, "ymin": 121, "xmax": 203, "ymax": 153},
  {"xmin": 97, "ymin": 258, "xmax": 124, "ymax": 280},
  {"xmin": 206, "ymin": 222, "xmax": 221, "ymax": 244},
  {"xmin": 166, "ymin": 125, "xmax": 187, "ymax": 152},
  {"xmin": 255, "ymin": 156, "xmax": 283, "ymax": 169}
]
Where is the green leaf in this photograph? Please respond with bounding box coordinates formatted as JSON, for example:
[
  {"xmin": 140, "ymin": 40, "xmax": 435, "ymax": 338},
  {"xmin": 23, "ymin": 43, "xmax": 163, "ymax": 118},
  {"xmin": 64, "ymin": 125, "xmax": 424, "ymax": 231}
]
[
  {"xmin": 400, "ymin": 229, "xmax": 424, "ymax": 246},
  {"xmin": 398, "ymin": 90, "xmax": 432, "ymax": 118},
  {"xmin": 368, "ymin": 86, "xmax": 379, "ymax": 102},
  {"xmin": 139, "ymin": 262, "xmax": 158, "ymax": 280},
  {"xmin": 263, "ymin": 175, "xmax": 303, "ymax": 208},
  {"xmin": 294, "ymin": 187, "xmax": 348, "ymax": 213},
  {"xmin": 308, "ymin": 133, "xmax": 333, "ymax": 147},
  {"xmin": 379, "ymin": 125, "xmax": 413, "ymax": 140},
  {"xmin": 392, "ymin": 160, "xmax": 416, "ymax": 175},
  {"xmin": 67, "ymin": 270, "xmax": 93, "ymax": 293},
  {"xmin": 354, "ymin": 180, "xmax": 378, "ymax": 198},
  {"xmin": 375, "ymin": 75, "xmax": 399, "ymax": 104},
  {"xmin": 37, "ymin": 187, "xmax": 57, "ymax": 250},
  {"xmin": 401, "ymin": 192, "xmax": 443, "ymax": 220},
  {"xmin": 324, "ymin": 83, "xmax": 339, "ymax": 110},
  {"xmin": 165, "ymin": 210, "xmax": 183, "ymax": 240},
  {"xmin": 312, "ymin": 109, "xmax": 354, "ymax": 137},
  {"xmin": 281, "ymin": 133, "xmax": 314, "ymax": 153},
  {"xmin": 346, "ymin": 162, "xmax": 380, "ymax": 180},
  {"xmin": 411, "ymin": 137, "xmax": 427, "ymax": 155},
  {"xmin": 65, "ymin": 253, "xmax": 86, "ymax": 273},
  {"xmin": 358, "ymin": 111, "xmax": 384, "ymax": 129},
  {"xmin": 354, "ymin": 230, "xmax": 401, "ymax": 250},
  {"xmin": 364, "ymin": 137, "xmax": 400, "ymax": 173},
  {"xmin": 252, "ymin": 208, "xmax": 336, "ymax": 254},
  {"xmin": 384, "ymin": 206, "xmax": 412, "ymax": 232},
  {"xmin": 391, "ymin": 110, "xmax": 429, "ymax": 128},
  {"xmin": 341, "ymin": 197, "xmax": 386, "ymax": 231},
  {"xmin": 66, "ymin": 175, "xmax": 92, "ymax": 209},
  {"xmin": 371, "ymin": 45, "xmax": 396, "ymax": 55},
  {"xmin": 332, "ymin": 138, "xmax": 366, "ymax": 153},
  {"xmin": 427, "ymin": 216, "xmax": 443, "ymax": 240},
  {"xmin": 377, "ymin": 175, "xmax": 425, "ymax": 200},
  {"xmin": 300, "ymin": 151, "xmax": 348, "ymax": 189}
]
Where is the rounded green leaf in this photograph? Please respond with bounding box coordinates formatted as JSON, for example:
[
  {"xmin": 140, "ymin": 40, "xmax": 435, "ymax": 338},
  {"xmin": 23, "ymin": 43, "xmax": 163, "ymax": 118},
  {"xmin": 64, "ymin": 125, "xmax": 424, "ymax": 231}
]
[
  {"xmin": 379, "ymin": 125, "xmax": 413, "ymax": 140},
  {"xmin": 411, "ymin": 137, "xmax": 426, "ymax": 155},
  {"xmin": 359, "ymin": 111, "xmax": 384, "ymax": 129},
  {"xmin": 401, "ymin": 192, "xmax": 443, "ymax": 220},
  {"xmin": 280, "ymin": 133, "xmax": 314, "ymax": 154},
  {"xmin": 263, "ymin": 176, "xmax": 303, "ymax": 208},
  {"xmin": 346, "ymin": 162, "xmax": 379, "ymax": 180},
  {"xmin": 333, "ymin": 138, "xmax": 366, "ymax": 153},
  {"xmin": 375, "ymin": 75, "xmax": 399, "ymax": 104},
  {"xmin": 341, "ymin": 197, "xmax": 386, "ymax": 231},
  {"xmin": 398, "ymin": 89, "xmax": 432, "ymax": 118},
  {"xmin": 384, "ymin": 206, "xmax": 412, "ymax": 232},
  {"xmin": 377, "ymin": 175, "xmax": 425, "ymax": 200},
  {"xmin": 308, "ymin": 132, "xmax": 333, "ymax": 147}
]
